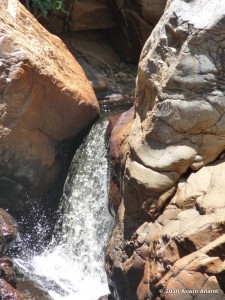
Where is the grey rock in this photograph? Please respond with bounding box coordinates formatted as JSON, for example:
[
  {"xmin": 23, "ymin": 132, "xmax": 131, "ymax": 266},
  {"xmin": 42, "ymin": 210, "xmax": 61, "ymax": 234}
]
[
  {"xmin": 77, "ymin": 58, "xmax": 108, "ymax": 93},
  {"xmin": 127, "ymin": 0, "xmax": 225, "ymax": 218},
  {"xmin": 106, "ymin": 1, "xmax": 225, "ymax": 299}
]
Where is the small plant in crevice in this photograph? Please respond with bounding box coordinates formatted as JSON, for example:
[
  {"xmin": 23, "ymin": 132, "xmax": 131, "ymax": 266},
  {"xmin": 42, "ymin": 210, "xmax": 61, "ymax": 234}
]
[{"xmin": 23, "ymin": 0, "xmax": 69, "ymax": 18}]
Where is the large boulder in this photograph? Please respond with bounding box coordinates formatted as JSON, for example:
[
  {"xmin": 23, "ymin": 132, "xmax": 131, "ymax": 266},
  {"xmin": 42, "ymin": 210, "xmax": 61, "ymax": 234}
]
[
  {"xmin": 125, "ymin": 0, "xmax": 225, "ymax": 220},
  {"xmin": 106, "ymin": 0, "xmax": 225, "ymax": 299},
  {"xmin": 0, "ymin": 0, "xmax": 99, "ymax": 203}
]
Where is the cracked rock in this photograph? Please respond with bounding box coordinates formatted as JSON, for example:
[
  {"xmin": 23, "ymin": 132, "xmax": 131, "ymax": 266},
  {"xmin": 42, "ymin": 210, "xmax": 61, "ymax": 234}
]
[{"xmin": 106, "ymin": 1, "xmax": 225, "ymax": 299}]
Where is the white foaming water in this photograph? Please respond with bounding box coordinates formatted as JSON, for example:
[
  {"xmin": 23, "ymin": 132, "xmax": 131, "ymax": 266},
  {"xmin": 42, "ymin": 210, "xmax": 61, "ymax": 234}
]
[{"xmin": 15, "ymin": 119, "xmax": 113, "ymax": 300}]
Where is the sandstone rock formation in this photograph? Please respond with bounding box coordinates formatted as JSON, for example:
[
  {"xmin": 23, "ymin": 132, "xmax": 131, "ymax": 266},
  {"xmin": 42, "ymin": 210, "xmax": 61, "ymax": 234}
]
[
  {"xmin": 128, "ymin": 160, "xmax": 225, "ymax": 299},
  {"xmin": 0, "ymin": 279, "xmax": 23, "ymax": 300},
  {"xmin": 142, "ymin": 0, "xmax": 167, "ymax": 24},
  {"xmin": 106, "ymin": 0, "xmax": 225, "ymax": 299},
  {"xmin": 70, "ymin": 0, "xmax": 115, "ymax": 31},
  {"xmin": 125, "ymin": 0, "xmax": 225, "ymax": 220},
  {"xmin": 0, "ymin": 208, "xmax": 17, "ymax": 250},
  {"xmin": 0, "ymin": 1, "xmax": 99, "ymax": 204},
  {"xmin": 0, "ymin": 209, "xmax": 21, "ymax": 299},
  {"xmin": 108, "ymin": 108, "xmax": 134, "ymax": 213},
  {"xmin": 67, "ymin": 0, "xmax": 166, "ymax": 62},
  {"xmin": 107, "ymin": 0, "xmax": 166, "ymax": 61}
]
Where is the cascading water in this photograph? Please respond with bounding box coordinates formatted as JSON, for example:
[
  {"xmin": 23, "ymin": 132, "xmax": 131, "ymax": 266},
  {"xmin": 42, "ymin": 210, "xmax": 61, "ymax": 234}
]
[{"xmin": 14, "ymin": 118, "xmax": 113, "ymax": 300}]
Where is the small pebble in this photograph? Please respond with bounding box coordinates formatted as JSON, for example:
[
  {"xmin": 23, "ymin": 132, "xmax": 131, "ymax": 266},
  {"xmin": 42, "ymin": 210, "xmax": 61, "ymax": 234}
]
[{"xmin": 118, "ymin": 72, "xmax": 128, "ymax": 79}]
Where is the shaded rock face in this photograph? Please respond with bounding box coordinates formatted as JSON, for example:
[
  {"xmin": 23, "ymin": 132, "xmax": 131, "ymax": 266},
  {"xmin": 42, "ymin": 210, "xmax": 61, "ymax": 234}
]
[
  {"xmin": 70, "ymin": 0, "xmax": 115, "ymax": 31},
  {"xmin": 141, "ymin": 0, "xmax": 167, "ymax": 24},
  {"xmin": 68, "ymin": 0, "xmax": 166, "ymax": 62},
  {"xmin": 106, "ymin": 0, "xmax": 225, "ymax": 299},
  {"xmin": 0, "ymin": 209, "xmax": 21, "ymax": 299},
  {"xmin": 0, "ymin": 1, "xmax": 99, "ymax": 203},
  {"xmin": 107, "ymin": 0, "xmax": 166, "ymax": 62},
  {"xmin": 21, "ymin": 0, "xmax": 166, "ymax": 63}
]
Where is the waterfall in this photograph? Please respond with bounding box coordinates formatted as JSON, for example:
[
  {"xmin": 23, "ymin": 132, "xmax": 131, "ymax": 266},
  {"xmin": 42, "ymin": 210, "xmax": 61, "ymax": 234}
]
[{"xmin": 14, "ymin": 118, "xmax": 113, "ymax": 300}]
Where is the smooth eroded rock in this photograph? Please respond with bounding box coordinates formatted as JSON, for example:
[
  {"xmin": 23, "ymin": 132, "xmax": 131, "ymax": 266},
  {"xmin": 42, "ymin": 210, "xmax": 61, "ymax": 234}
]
[
  {"xmin": 109, "ymin": 108, "xmax": 134, "ymax": 213},
  {"xmin": 107, "ymin": 159, "xmax": 225, "ymax": 299},
  {"xmin": 0, "ymin": 1, "xmax": 99, "ymax": 200},
  {"xmin": 107, "ymin": 1, "xmax": 225, "ymax": 299},
  {"xmin": 125, "ymin": 0, "xmax": 225, "ymax": 218}
]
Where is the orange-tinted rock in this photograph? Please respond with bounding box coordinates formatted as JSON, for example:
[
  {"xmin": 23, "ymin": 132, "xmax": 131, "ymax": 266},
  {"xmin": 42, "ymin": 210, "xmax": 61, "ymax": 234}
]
[
  {"xmin": 106, "ymin": 2, "xmax": 225, "ymax": 298},
  {"xmin": 110, "ymin": 107, "xmax": 134, "ymax": 164},
  {"xmin": 0, "ymin": 279, "xmax": 23, "ymax": 300},
  {"xmin": 106, "ymin": 0, "xmax": 166, "ymax": 62},
  {"xmin": 69, "ymin": 0, "xmax": 166, "ymax": 62},
  {"xmin": 0, "ymin": 209, "xmax": 17, "ymax": 246},
  {"xmin": 0, "ymin": 257, "xmax": 17, "ymax": 288},
  {"xmin": 70, "ymin": 0, "xmax": 115, "ymax": 31},
  {"xmin": 109, "ymin": 108, "xmax": 134, "ymax": 213},
  {"xmin": 0, "ymin": 1, "xmax": 99, "ymax": 200},
  {"xmin": 0, "ymin": 209, "xmax": 17, "ymax": 255}
]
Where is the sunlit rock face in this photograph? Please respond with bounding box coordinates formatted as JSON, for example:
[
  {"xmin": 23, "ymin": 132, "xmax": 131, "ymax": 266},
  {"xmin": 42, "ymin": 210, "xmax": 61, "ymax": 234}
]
[
  {"xmin": 0, "ymin": 1, "xmax": 99, "ymax": 201},
  {"xmin": 106, "ymin": 1, "xmax": 225, "ymax": 299},
  {"xmin": 133, "ymin": 159, "xmax": 225, "ymax": 299},
  {"xmin": 126, "ymin": 0, "xmax": 225, "ymax": 220}
]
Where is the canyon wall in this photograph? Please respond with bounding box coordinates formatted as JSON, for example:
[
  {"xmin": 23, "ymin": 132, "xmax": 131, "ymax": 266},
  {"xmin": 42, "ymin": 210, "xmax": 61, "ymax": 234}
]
[
  {"xmin": 38, "ymin": 0, "xmax": 167, "ymax": 62},
  {"xmin": 107, "ymin": 0, "xmax": 225, "ymax": 299}
]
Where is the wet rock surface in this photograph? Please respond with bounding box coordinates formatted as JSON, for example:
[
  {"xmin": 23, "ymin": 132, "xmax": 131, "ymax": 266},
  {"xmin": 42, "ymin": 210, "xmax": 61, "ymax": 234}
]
[
  {"xmin": 16, "ymin": 278, "xmax": 53, "ymax": 300},
  {"xmin": 106, "ymin": 0, "xmax": 225, "ymax": 299},
  {"xmin": 0, "ymin": 257, "xmax": 17, "ymax": 289},
  {"xmin": 0, "ymin": 209, "xmax": 17, "ymax": 249},
  {"xmin": 0, "ymin": 209, "xmax": 20, "ymax": 299},
  {"xmin": 0, "ymin": 279, "xmax": 23, "ymax": 300},
  {"xmin": 108, "ymin": 108, "xmax": 134, "ymax": 214}
]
